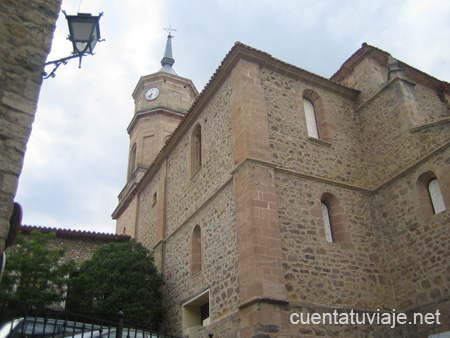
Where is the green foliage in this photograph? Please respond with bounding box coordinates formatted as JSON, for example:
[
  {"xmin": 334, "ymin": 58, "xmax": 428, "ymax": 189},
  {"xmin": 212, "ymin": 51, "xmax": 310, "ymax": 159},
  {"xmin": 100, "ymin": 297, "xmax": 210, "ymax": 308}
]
[
  {"xmin": 0, "ymin": 230, "xmax": 77, "ymax": 306},
  {"xmin": 68, "ymin": 240, "xmax": 165, "ymax": 330}
]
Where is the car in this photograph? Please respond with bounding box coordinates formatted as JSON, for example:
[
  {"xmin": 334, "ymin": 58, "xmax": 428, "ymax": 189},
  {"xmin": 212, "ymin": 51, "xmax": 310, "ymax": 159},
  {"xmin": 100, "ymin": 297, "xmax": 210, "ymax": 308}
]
[{"xmin": 0, "ymin": 317, "xmax": 100, "ymax": 338}]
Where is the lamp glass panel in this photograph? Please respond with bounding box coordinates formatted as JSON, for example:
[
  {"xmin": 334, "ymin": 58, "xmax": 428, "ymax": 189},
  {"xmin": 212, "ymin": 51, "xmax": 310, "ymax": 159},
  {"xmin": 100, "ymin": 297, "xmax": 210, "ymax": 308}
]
[
  {"xmin": 75, "ymin": 42, "xmax": 89, "ymax": 53},
  {"xmin": 70, "ymin": 19, "xmax": 98, "ymax": 53}
]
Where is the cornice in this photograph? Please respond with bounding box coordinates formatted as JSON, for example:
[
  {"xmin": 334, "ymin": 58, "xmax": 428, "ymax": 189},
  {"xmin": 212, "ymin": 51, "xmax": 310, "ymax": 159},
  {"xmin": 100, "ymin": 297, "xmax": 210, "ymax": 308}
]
[
  {"xmin": 127, "ymin": 107, "xmax": 186, "ymax": 134},
  {"xmin": 409, "ymin": 117, "xmax": 450, "ymax": 133}
]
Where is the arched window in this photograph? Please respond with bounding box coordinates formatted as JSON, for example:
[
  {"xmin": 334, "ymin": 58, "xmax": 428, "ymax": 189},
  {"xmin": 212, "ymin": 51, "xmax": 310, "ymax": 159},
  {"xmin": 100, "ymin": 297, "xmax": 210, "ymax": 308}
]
[
  {"xmin": 319, "ymin": 193, "xmax": 352, "ymax": 247},
  {"xmin": 428, "ymin": 178, "xmax": 446, "ymax": 214},
  {"xmin": 302, "ymin": 90, "xmax": 333, "ymax": 143},
  {"xmin": 128, "ymin": 144, "xmax": 137, "ymax": 178},
  {"xmin": 417, "ymin": 171, "xmax": 447, "ymax": 219},
  {"xmin": 191, "ymin": 225, "xmax": 202, "ymax": 275},
  {"xmin": 321, "ymin": 202, "xmax": 333, "ymax": 243},
  {"xmin": 304, "ymin": 98, "xmax": 319, "ymax": 139},
  {"xmin": 191, "ymin": 125, "xmax": 202, "ymax": 174}
]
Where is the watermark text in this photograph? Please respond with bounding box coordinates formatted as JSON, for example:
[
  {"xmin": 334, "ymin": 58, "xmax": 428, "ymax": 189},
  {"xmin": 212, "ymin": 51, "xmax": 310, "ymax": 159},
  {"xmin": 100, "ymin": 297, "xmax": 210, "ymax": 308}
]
[{"xmin": 290, "ymin": 309, "xmax": 441, "ymax": 329}]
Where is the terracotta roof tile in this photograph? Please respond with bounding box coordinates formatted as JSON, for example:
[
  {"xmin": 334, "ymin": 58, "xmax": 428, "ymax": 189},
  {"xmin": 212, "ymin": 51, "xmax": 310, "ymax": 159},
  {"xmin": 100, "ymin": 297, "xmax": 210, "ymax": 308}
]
[{"xmin": 21, "ymin": 225, "xmax": 130, "ymax": 242}]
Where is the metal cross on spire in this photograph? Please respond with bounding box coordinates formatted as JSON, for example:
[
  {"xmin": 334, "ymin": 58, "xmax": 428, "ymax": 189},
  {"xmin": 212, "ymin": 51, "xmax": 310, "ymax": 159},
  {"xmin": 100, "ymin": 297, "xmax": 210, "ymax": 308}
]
[
  {"xmin": 159, "ymin": 25, "xmax": 177, "ymax": 75},
  {"xmin": 163, "ymin": 25, "xmax": 177, "ymax": 38}
]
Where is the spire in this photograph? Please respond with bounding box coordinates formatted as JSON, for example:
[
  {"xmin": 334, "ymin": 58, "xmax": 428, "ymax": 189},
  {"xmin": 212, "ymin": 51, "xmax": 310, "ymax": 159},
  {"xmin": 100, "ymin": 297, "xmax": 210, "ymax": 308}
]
[{"xmin": 159, "ymin": 26, "xmax": 177, "ymax": 75}]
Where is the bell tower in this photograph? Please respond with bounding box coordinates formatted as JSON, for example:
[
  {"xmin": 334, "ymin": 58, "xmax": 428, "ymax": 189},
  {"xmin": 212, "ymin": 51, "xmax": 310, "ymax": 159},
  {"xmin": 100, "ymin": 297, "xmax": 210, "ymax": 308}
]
[
  {"xmin": 127, "ymin": 31, "xmax": 197, "ymax": 183},
  {"xmin": 114, "ymin": 30, "xmax": 198, "ymax": 235}
]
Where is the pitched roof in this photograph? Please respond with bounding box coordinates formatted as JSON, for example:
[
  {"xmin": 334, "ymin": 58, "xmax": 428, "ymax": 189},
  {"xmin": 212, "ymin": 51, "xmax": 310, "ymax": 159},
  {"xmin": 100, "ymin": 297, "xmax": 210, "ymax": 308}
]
[{"xmin": 21, "ymin": 225, "xmax": 130, "ymax": 242}]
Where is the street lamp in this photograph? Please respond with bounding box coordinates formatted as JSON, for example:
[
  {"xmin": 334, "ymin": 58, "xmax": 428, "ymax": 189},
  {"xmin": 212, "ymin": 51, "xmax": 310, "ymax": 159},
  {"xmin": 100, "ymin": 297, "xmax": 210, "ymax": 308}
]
[{"xmin": 43, "ymin": 11, "xmax": 103, "ymax": 79}]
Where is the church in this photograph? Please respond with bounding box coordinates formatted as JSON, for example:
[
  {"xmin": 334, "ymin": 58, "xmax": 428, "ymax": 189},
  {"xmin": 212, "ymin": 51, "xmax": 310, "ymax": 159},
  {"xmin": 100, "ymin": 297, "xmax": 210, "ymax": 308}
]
[{"xmin": 112, "ymin": 34, "xmax": 450, "ymax": 338}]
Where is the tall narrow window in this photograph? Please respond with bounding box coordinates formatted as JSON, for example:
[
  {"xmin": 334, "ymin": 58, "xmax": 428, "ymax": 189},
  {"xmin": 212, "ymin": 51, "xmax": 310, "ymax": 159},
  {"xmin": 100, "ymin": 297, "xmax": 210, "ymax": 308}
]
[
  {"xmin": 304, "ymin": 98, "xmax": 319, "ymax": 139},
  {"xmin": 320, "ymin": 193, "xmax": 352, "ymax": 247},
  {"xmin": 321, "ymin": 202, "xmax": 333, "ymax": 243},
  {"xmin": 191, "ymin": 225, "xmax": 201, "ymax": 275},
  {"xmin": 192, "ymin": 125, "xmax": 202, "ymax": 174},
  {"xmin": 428, "ymin": 179, "xmax": 446, "ymax": 214},
  {"xmin": 128, "ymin": 144, "xmax": 137, "ymax": 178}
]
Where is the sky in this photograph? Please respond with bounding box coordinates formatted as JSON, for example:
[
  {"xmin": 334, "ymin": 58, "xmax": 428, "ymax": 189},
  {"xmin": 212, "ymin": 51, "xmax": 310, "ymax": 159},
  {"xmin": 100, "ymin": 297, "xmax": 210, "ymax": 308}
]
[{"xmin": 15, "ymin": 0, "xmax": 450, "ymax": 234}]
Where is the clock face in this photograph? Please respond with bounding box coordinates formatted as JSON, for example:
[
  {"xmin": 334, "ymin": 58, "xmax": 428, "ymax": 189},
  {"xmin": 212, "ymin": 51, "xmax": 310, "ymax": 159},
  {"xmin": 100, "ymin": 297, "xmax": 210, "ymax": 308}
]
[{"xmin": 145, "ymin": 87, "xmax": 159, "ymax": 101}]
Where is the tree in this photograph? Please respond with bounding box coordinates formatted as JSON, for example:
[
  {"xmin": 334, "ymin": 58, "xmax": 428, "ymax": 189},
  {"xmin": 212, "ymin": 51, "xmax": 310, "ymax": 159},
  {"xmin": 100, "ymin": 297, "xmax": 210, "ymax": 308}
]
[
  {"xmin": 68, "ymin": 240, "xmax": 165, "ymax": 330},
  {"xmin": 0, "ymin": 230, "xmax": 76, "ymax": 306}
]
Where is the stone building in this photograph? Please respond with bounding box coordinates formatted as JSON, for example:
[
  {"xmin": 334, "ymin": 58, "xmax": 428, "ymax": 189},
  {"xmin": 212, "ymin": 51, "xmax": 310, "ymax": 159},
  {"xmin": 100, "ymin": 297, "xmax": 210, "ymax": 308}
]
[
  {"xmin": 20, "ymin": 225, "xmax": 130, "ymax": 265},
  {"xmin": 17, "ymin": 225, "xmax": 130, "ymax": 311},
  {"xmin": 0, "ymin": 0, "xmax": 62, "ymax": 253},
  {"xmin": 113, "ymin": 38, "xmax": 450, "ymax": 337}
]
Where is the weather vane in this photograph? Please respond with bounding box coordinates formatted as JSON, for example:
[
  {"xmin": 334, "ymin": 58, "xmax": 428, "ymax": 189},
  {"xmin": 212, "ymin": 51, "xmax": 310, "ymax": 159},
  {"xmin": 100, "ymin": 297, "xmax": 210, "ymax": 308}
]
[{"xmin": 163, "ymin": 25, "xmax": 177, "ymax": 38}]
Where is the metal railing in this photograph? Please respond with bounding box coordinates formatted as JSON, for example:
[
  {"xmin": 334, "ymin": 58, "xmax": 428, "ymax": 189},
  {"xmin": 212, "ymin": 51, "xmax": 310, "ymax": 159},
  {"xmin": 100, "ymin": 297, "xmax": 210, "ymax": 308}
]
[{"xmin": 0, "ymin": 298, "xmax": 181, "ymax": 338}]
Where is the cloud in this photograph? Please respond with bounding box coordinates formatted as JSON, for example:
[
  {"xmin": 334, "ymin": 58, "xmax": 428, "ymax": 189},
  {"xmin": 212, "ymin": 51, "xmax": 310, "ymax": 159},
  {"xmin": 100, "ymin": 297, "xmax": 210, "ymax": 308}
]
[{"xmin": 15, "ymin": 0, "xmax": 450, "ymax": 236}]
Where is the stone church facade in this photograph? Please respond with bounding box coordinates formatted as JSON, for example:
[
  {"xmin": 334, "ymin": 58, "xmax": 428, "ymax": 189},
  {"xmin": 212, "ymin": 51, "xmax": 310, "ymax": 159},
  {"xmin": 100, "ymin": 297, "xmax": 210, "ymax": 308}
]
[{"xmin": 113, "ymin": 40, "xmax": 450, "ymax": 337}]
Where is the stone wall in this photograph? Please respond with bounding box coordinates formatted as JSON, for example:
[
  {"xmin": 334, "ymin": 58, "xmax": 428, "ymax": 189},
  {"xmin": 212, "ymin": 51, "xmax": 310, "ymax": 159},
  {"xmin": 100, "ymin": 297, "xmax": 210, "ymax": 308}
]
[
  {"xmin": 414, "ymin": 81, "xmax": 450, "ymax": 123},
  {"xmin": 165, "ymin": 77, "xmax": 234, "ymax": 236},
  {"xmin": 161, "ymin": 185, "xmax": 239, "ymax": 336},
  {"xmin": 262, "ymin": 68, "xmax": 368, "ymax": 187},
  {"xmin": 373, "ymin": 148, "xmax": 450, "ymax": 311},
  {"xmin": 336, "ymin": 52, "xmax": 450, "ymax": 337},
  {"xmin": 338, "ymin": 55, "xmax": 387, "ymax": 106},
  {"xmin": 0, "ymin": 0, "xmax": 62, "ymax": 253},
  {"xmin": 276, "ymin": 172, "xmax": 392, "ymax": 308},
  {"xmin": 136, "ymin": 167, "xmax": 161, "ymax": 249},
  {"xmin": 129, "ymin": 112, "xmax": 183, "ymax": 170},
  {"xmin": 258, "ymin": 60, "xmax": 394, "ymax": 313},
  {"xmin": 356, "ymin": 78, "xmax": 450, "ymax": 189},
  {"xmin": 115, "ymin": 195, "xmax": 138, "ymax": 237}
]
